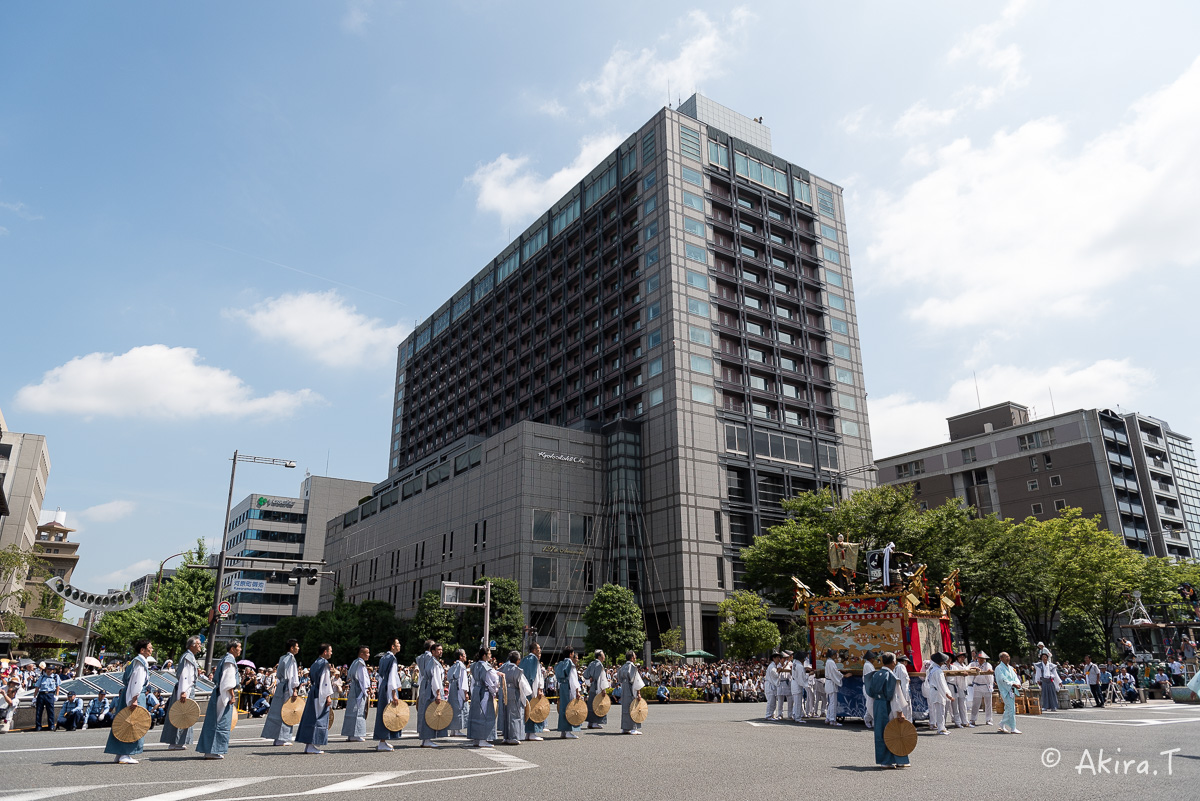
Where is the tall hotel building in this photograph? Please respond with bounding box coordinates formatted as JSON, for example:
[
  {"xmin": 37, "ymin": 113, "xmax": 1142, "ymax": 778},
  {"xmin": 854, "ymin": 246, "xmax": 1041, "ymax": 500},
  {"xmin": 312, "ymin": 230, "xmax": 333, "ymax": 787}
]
[{"xmin": 322, "ymin": 96, "xmax": 873, "ymax": 653}]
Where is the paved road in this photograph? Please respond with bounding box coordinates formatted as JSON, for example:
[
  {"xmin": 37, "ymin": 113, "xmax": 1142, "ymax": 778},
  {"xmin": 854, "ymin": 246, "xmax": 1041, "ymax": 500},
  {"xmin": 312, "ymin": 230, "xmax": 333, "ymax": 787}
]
[{"xmin": 1, "ymin": 701, "xmax": 1196, "ymax": 800}]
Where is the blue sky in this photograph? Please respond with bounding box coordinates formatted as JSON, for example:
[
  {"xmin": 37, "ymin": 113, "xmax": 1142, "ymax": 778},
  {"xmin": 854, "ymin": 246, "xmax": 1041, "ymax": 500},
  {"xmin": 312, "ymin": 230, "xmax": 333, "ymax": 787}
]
[{"xmin": 3, "ymin": 1, "xmax": 1199, "ymax": 615}]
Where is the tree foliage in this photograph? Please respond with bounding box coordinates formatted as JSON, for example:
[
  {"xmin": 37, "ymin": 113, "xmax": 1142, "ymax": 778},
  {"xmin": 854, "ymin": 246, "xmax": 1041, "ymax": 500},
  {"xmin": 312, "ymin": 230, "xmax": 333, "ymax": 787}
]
[
  {"xmin": 409, "ymin": 590, "xmax": 458, "ymax": 655},
  {"xmin": 1054, "ymin": 610, "xmax": 1107, "ymax": 664},
  {"xmin": 967, "ymin": 597, "xmax": 1029, "ymax": 661},
  {"xmin": 718, "ymin": 590, "xmax": 780, "ymax": 659},
  {"xmin": 583, "ymin": 583, "xmax": 646, "ymax": 657},
  {"xmin": 246, "ymin": 592, "xmax": 408, "ymax": 666},
  {"xmin": 0, "ymin": 545, "xmax": 50, "ymax": 636},
  {"xmin": 458, "ymin": 577, "xmax": 523, "ymax": 656},
  {"xmin": 658, "ymin": 625, "xmax": 685, "ymax": 654}
]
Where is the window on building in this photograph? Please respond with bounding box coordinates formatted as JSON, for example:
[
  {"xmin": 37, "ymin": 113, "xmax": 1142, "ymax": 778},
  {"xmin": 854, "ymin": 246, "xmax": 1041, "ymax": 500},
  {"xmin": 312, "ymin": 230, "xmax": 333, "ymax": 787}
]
[
  {"xmin": 816, "ymin": 186, "xmax": 836, "ymax": 217},
  {"xmin": 962, "ymin": 447, "xmax": 977, "ymax": 464},
  {"xmin": 725, "ymin": 424, "xmax": 749, "ymax": 453},
  {"xmin": 709, "ymin": 141, "xmax": 729, "ymax": 168},
  {"xmin": 825, "ymin": 270, "xmax": 844, "ymax": 288},
  {"xmin": 648, "ymin": 357, "xmax": 663, "ymax": 377},
  {"xmin": 680, "ymin": 125, "xmax": 702, "ymax": 159},
  {"xmin": 647, "ymin": 301, "xmax": 661, "ymax": 320},
  {"xmin": 646, "ymin": 273, "xmax": 660, "ymax": 292},
  {"xmin": 717, "ymin": 556, "xmax": 726, "ymax": 589},
  {"xmin": 831, "ymin": 318, "xmax": 849, "ymax": 335},
  {"xmin": 838, "ymin": 393, "xmax": 856, "ymax": 411},
  {"xmin": 532, "ymin": 557, "xmax": 556, "ymax": 589},
  {"xmin": 1031, "ymin": 503, "xmax": 1044, "ymax": 515},
  {"xmin": 835, "ymin": 368, "xmax": 854, "ymax": 384},
  {"xmin": 820, "ymin": 223, "xmax": 838, "ymax": 241},
  {"xmin": 842, "ymin": 421, "xmax": 860, "ymax": 437},
  {"xmin": 645, "ymin": 246, "xmax": 659, "ymax": 267},
  {"xmin": 649, "ymin": 387, "xmax": 664, "ymax": 406},
  {"xmin": 688, "ymin": 325, "xmax": 712, "ymax": 346},
  {"xmin": 828, "ymin": 293, "xmax": 846, "ymax": 311},
  {"xmin": 1044, "ymin": 453, "xmax": 1054, "ymax": 468},
  {"xmin": 648, "ymin": 328, "xmax": 662, "ymax": 348},
  {"xmin": 690, "ymin": 354, "xmax": 713, "ymax": 375},
  {"xmin": 1029, "ymin": 456, "xmax": 1039, "ymax": 472},
  {"xmin": 1050, "ymin": 475, "xmax": 1062, "ymax": 487},
  {"xmin": 569, "ymin": 514, "xmax": 592, "ymax": 545},
  {"xmin": 688, "ymin": 298, "xmax": 710, "ymax": 317},
  {"xmin": 1018, "ymin": 429, "xmax": 1056, "ymax": 451},
  {"xmin": 832, "ymin": 342, "xmax": 851, "ymax": 359},
  {"xmin": 685, "ymin": 243, "xmax": 708, "ymax": 264},
  {"xmin": 1027, "ymin": 479, "xmax": 1039, "ymax": 491},
  {"xmin": 683, "ymin": 191, "xmax": 705, "ymax": 211},
  {"xmin": 683, "ymin": 216, "xmax": 706, "ymax": 237},
  {"xmin": 681, "ymin": 165, "xmax": 704, "ymax": 186},
  {"xmin": 686, "ymin": 270, "xmax": 709, "ymax": 290},
  {"xmin": 533, "ymin": 510, "xmax": 557, "ymax": 542},
  {"xmin": 895, "ymin": 460, "xmax": 926, "ymax": 479},
  {"xmin": 644, "ymin": 219, "xmax": 659, "ymax": 240},
  {"xmin": 1054, "ymin": 499, "xmax": 1066, "ymax": 511},
  {"xmin": 691, "ymin": 384, "xmax": 714, "ymax": 404}
]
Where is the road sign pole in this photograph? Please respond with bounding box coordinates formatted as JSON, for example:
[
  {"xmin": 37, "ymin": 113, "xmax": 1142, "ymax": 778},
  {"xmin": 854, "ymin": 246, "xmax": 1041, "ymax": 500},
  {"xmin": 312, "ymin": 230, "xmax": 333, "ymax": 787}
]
[{"xmin": 482, "ymin": 581, "xmax": 492, "ymax": 650}]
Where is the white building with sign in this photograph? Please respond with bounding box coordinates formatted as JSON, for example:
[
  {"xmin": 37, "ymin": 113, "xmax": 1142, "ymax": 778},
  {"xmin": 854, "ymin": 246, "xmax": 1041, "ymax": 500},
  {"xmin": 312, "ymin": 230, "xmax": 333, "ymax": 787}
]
[{"xmin": 222, "ymin": 474, "xmax": 374, "ymax": 632}]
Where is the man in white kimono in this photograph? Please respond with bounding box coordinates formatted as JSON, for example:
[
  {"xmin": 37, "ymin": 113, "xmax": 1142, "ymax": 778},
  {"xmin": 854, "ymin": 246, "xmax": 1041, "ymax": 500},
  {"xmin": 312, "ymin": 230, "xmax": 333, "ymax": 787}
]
[
  {"xmin": 261, "ymin": 639, "xmax": 301, "ymax": 746},
  {"xmin": 467, "ymin": 647, "xmax": 500, "ymax": 748},
  {"xmin": 416, "ymin": 641, "xmax": 447, "ymax": 748},
  {"xmin": 861, "ymin": 652, "xmax": 876, "ymax": 728},
  {"xmin": 924, "ymin": 652, "xmax": 953, "ymax": 734},
  {"xmin": 894, "ymin": 655, "xmax": 913, "ymax": 719},
  {"xmin": 615, "ymin": 651, "xmax": 645, "ymax": 734},
  {"xmin": 497, "ymin": 650, "xmax": 532, "ymax": 745},
  {"xmin": 341, "ymin": 645, "xmax": 370, "ymax": 742},
  {"xmin": 948, "ymin": 652, "xmax": 970, "ymax": 728},
  {"xmin": 447, "ymin": 649, "xmax": 470, "ymax": 737},
  {"xmin": 805, "ymin": 655, "xmax": 820, "ymax": 717},
  {"xmin": 196, "ymin": 641, "xmax": 240, "ymax": 759},
  {"xmin": 520, "ymin": 643, "xmax": 546, "ymax": 742},
  {"xmin": 296, "ymin": 644, "xmax": 334, "ymax": 755},
  {"xmin": 968, "ymin": 651, "xmax": 995, "ymax": 727},
  {"xmin": 374, "ymin": 637, "xmax": 404, "ymax": 750},
  {"xmin": 823, "ymin": 650, "xmax": 843, "ymax": 726},
  {"xmin": 160, "ymin": 636, "xmax": 202, "ymax": 749},
  {"xmin": 788, "ymin": 652, "xmax": 807, "ymax": 721},
  {"xmin": 583, "ymin": 650, "xmax": 610, "ymax": 729},
  {"xmin": 764, "ymin": 652, "xmax": 782, "ymax": 720},
  {"xmin": 105, "ymin": 639, "xmax": 154, "ymax": 764}
]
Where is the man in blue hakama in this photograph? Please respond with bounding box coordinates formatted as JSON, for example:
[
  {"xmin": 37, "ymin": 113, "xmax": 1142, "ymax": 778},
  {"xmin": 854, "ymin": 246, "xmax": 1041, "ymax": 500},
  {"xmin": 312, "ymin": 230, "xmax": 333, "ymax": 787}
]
[
  {"xmin": 865, "ymin": 652, "xmax": 910, "ymax": 769},
  {"xmin": 196, "ymin": 641, "xmax": 241, "ymax": 759},
  {"xmin": 467, "ymin": 646, "xmax": 501, "ymax": 747},
  {"xmin": 341, "ymin": 645, "xmax": 371, "ymax": 742},
  {"xmin": 583, "ymin": 650, "xmax": 609, "ymax": 729},
  {"xmin": 555, "ymin": 647, "xmax": 582, "ymax": 739},
  {"xmin": 104, "ymin": 639, "xmax": 153, "ymax": 765},
  {"xmin": 297, "ymin": 644, "xmax": 334, "ymax": 755},
  {"xmin": 521, "ymin": 643, "xmax": 546, "ymax": 741},
  {"xmin": 416, "ymin": 641, "xmax": 447, "ymax": 747},
  {"xmin": 498, "ymin": 650, "xmax": 532, "ymax": 745},
  {"xmin": 447, "ymin": 648, "xmax": 470, "ymax": 737},
  {"xmin": 261, "ymin": 639, "xmax": 301, "ymax": 746},
  {"xmin": 616, "ymin": 651, "xmax": 645, "ymax": 735},
  {"xmin": 160, "ymin": 636, "xmax": 202, "ymax": 750},
  {"xmin": 374, "ymin": 637, "xmax": 404, "ymax": 750}
]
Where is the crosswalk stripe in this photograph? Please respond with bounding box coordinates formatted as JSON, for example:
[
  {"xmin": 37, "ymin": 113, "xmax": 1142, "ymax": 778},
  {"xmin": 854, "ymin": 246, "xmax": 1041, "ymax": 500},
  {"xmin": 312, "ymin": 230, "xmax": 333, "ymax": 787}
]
[
  {"xmin": 0, "ymin": 786, "xmax": 106, "ymax": 801},
  {"xmin": 131, "ymin": 778, "xmax": 273, "ymax": 801},
  {"xmin": 301, "ymin": 773, "xmax": 411, "ymax": 793}
]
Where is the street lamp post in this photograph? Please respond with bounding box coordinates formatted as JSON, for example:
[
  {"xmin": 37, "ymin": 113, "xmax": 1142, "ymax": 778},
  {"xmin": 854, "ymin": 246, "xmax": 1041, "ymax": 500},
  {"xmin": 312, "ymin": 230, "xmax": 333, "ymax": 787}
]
[
  {"xmin": 154, "ymin": 551, "xmax": 189, "ymax": 601},
  {"xmin": 204, "ymin": 449, "xmax": 295, "ymax": 671}
]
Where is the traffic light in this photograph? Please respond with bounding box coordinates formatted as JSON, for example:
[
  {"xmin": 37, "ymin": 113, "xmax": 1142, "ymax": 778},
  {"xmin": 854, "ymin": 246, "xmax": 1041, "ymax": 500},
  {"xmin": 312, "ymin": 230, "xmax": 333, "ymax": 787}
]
[{"xmin": 290, "ymin": 566, "xmax": 320, "ymax": 586}]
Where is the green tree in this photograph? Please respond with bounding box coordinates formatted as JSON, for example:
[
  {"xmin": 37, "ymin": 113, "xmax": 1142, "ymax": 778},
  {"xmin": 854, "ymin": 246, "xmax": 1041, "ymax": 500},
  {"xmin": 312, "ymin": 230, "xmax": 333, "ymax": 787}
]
[
  {"xmin": 409, "ymin": 590, "xmax": 458, "ymax": 654},
  {"xmin": 967, "ymin": 597, "xmax": 1029, "ymax": 661},
  {"xmin": 718, "ymin": 590, "xmax": 780, "ymax": 659},
  {"xmin": 582, "ymin": 584, "xmax": 646, "ymax": 657},
  {"xmin": 1054, "ymin": 611, "xmax": 1106, "ymax": 663},
  {"xmin": 142, "ymin": 542, "xmax": 215, "ymax": 661},
  {"xmin": 246, "ymin": 615, "xmax": 311, "ymax": 666},
  {"xmin": 31, "ymin": 589, "xmax": 65, "ymax": 622},
  {"xmin": 778, "ymin": 617, "xmax": 808, "ymax": 655},
  {"xmin": 458, "ymin": 577, "xmax": 523, "ymax": 655},
  {"xmin": 93, "ymin": 605, "xmax": 150, "ymax": 655},
  {"xmin": 0, "ymin": 545, "xmax": 50, "ymax": 635},
  {"xmin": 658, "ymin": 625, "xmax": 685, "ymax": 654}
]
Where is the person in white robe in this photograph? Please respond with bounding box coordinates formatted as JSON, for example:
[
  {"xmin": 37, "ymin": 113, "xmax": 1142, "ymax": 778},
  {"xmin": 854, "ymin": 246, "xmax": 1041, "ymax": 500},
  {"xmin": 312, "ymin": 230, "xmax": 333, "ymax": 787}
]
[
  {"xmin": 948, "ymin": 653, "xmax": 970, "ymax": 728},
  {"xmin": 196, "ymin": 642, "xmax": 240, "ymax": 759},
  {"xmin": 823, "ymin": 650, "xmax": 843, "ymax": 726},
  {"xmin": 374, "ymin": 637, "xmax": 404, "ymax": 750},
  {"xmin": 341, "ymin": 646, "xmax": 371, "ymax": 742},
  {"xmin": 894, "ymin": 655, "xmax": 913, "ymax": 720},
  {"xmin": 789, "ymin": 653, "xmax": 807, "ymax": 721},
  {"xmin": 615, "ymin": 651, "xmax": 645, "ymax": 734},
  {"xmin": 764, "ymin": 652, "xmax": 782, "ymax": 720},
  {"xmin": 554, "ymin": 648, "xmax": 582, "ymax": 738},
  {"xmin": 497, "ymin": 650, "xmax": 533, "ymax": 744},
  {"xmin": 968, "ymin": 651, "xmax": 995, "ymax": 726},
  {"xmin": 521, "ymin": 643, "xmax": 546, "ymax": 741},
  {"xmin": 861, "ymin": 652, "xmax": 876, "ymax": 727},
  {"xmin": 1033, "ymin": 653, "xmax": 1061, "ymax": 711},
  {"xmin": 296, "ymin": 644, "xmax": 334, "ymax": 755},
  {"xmin": 160, "ymin": 636, "xmax": 201, "ymax": 749},
  {"xmin": 416, "ymin": 641, "xmax": 448, "ymax": 747},
  {"xmin": 924, "ymin": 652, "xmax": 953, "ymax": 734},
  {"xmin": 805, "ymin": 656, "xmax": 820, "ymax": 717},
  {"xmin": 104, "ymin": 639, "xmax": 153, "ymax": 764},
  {"xmin": 467, "ymin": 647, "xmax": 500, "ymax": 747},
  {"xmin": 583, "ymin": 650, "xmax": 610, "ymax": 728},
  {"xmin": 261, "ymin": 640, "xmax": 301, "ymax": 745},
  {"xmin": 447, "ymin": 649, "xmax": 470, "ymax": 737}
]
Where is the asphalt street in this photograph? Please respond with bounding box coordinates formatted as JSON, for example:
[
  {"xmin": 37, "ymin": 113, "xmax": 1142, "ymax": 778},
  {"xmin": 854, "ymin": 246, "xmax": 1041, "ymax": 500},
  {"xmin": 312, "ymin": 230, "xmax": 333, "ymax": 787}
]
[{"xmin": 1, "ymin": 700, "xmax": 1196, "ymax": 800}]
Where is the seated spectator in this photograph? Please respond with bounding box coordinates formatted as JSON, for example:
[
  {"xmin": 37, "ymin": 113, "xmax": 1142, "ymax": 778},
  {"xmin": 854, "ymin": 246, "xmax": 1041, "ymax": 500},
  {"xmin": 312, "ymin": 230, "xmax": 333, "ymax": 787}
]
[
  {"xmin": 656, "ymin": 684, "xmax": 670, "ymax": 704},
  {"xmin": 86, "ymin": 690, "xmax": 113, "ymax": 728},
  {"xmin": 612, "ymin": 683, "xmax": 623, "ymax": 703},
  {"xmin": 251, "ymin": 694, "xmax": 271, "ymax": 717},
  {"xmin": 57, "ymin": 692, "xmax": 86, "ymax": 731},
  {"xmin": 0, "ymin": 679, "xmax": 20, "ymax": 732},
  {"xmin": 1154, "ymin": 668, "xmax": 1172, "ymax": 698},
  {"xmin": 1120, "ymin": 672, "xmax": 1139, "ymax": 703},
  {"xmin": 145, "ymin": 688, "xmax": 164, "ymax": 725}
]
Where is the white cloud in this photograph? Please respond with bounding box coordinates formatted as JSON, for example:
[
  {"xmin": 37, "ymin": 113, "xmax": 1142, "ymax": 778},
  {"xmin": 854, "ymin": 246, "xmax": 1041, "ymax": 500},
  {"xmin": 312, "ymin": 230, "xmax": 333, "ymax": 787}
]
[
  {"xmin": 946, "ymin": 0, "xmax": 1031, "ymax": 110},
  {"xmin": 0, "ymin": 200, "xmax": 42, "ymax": 221},
  {"xmin": 862, "ymin": 54, "xmax": 1200, "ymax": 329},
  {"xmin": 93, "ymin": 558, "xmax": 160, "ymax": 589},
  {"xmin": 228, "ymin": 290, "xmax": 406, "ymax": 368},
  {"xmin": 15, "ymin": 345, "xmax": 317, "ymax": 419},
  {"xmin": 467, "ymin": 133, "xmax": 624, "ymax": 230},
  {"xmin": 870, "ymin": 359, "xmax": 1155, "ymax": 458},
  {"xmin": 79, "ymin": 500, "xmax": 137, "ymax": 523},
  {"xmin": 578, "ymin": 8, "xmax": 753, "ymax": 116},
  {"xmin": 538, "ymin": 99, "xmax": 568, "ymax": 118},
  {"xmin": 0, "ymin": 226, "xmax": 8, "ymax": 236},
  {"xmin": 341, "ymin": 0, "xmax": 372, "ymax": 35},
  {"xmin": 892, "ymin": 101, "xmax": 960, "ymax": 137}
]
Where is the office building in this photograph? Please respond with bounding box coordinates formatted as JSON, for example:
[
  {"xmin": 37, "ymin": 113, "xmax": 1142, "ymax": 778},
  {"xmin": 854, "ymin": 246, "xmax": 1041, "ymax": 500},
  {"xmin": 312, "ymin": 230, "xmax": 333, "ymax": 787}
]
[
  {"xmin": 323, "ymin": 95, "xmax": 874, "ymax": 653},
  {"xmin": 0, "ymin": 408, "xmax": 51, "ymax": 613},
  {"xmin": 21, "ymin": 513, "xmax": 80, "ymax": 615},
  {"xmin": 129, "ymin": 569, "xmax": 176, "ymax": 603},
  {"xmin": 877, "ymin": 402, "xmax": 1196, "ymax": 558},
  {"xmin": 222, "ymin": 474, "xmax": 374, "ymax": 632}
]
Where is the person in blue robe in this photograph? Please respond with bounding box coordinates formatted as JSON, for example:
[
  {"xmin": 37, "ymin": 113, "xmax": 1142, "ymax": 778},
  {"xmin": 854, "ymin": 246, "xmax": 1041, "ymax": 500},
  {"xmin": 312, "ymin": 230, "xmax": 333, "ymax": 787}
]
[
  {"xmin": 554, "ymin": 648, "xmax": 581, "ymax": 739},
  {"xmin": 297, "ymin": 644, "xmax": 335, "ymax": 755},
  {"xmin": 447, "ymin": 649, "xmax": 470, "ymax": 737},
  {"xmin": 196, "ymin": 642, "xmax": 241, "ymax": 759},
  {"xmin": 103, "ymin": 639, "xmax": 154, "ymax": 765},
  {"xmin": 374, "ymin": 637, "xmax": 404, "ymax": 750},
  {"xmin": 864, "ymin": 652, "xmax": 910, "ymax": 769},
  {"xmin": 520, "ymin": 643, "xmax": 546, "ymax": 741},
  {"xmin": 160, "ymin": 637, "xmax": 202, "ymax": 749},
  {"xmin": 341, "ymin": 645, "xmax": 371, "ymax": 742},
  {"xmin": 467, "ymin": 646, "xmax": 501, "ymax": 747},
  {"xmin": 615, "ymin": 651, "xmax": 645, "ymax": 734},
  {"xmin": 415, "ymin": 641, "xmax": 448, "ymax": 747},
  {"xmin": 995, "ymin": 652, "xmax": 1023, "ymax": 734},
  {"xmin": 583, "ymin": 650, "xmax": 609, "ymax": 729},
  {"xmin": 261, "ymin": 639, "xmax": 301, "ymax": 745},
  {"xmin": 497, "ymin": 650, "xmax": 532, "ymax": 744}
]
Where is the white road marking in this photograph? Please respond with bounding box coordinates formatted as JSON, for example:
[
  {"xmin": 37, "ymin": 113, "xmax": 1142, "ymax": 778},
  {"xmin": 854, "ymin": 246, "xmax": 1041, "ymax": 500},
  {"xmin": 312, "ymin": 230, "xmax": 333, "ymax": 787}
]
[
  {"xmin": 746, "ymin": 721, "xmax": 768, "ymax": 727},
  {"xmin": 0, "ymin": 787, "xmax": 106, "ymax": 801},
  {"xmin": 1038, "ymin": 715, "xmax": 1200, "ymax": 727},
  {"xmin": 131, "ymin": 778, "xmax": 273, "ymax": 801},
  {"xmin": 300, "ymin": 773, "xmax": 411, "ymax": 793},
  {"xmin": 0, "ymin": 737, "xmax": 271, "ymax": 755}
]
